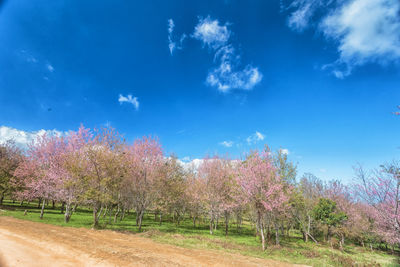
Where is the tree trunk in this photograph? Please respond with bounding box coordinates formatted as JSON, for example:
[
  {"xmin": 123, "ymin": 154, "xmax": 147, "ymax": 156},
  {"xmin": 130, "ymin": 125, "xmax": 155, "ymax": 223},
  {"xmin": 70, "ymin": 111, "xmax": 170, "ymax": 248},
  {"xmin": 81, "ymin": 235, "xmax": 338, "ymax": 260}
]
[
  {"xmin": 0, "ymin": 193, "xmax": 4, "ymax": 205},
  {"xmin": 159, "ymin": 212, "xmax": 162, "ymax": 226},
  {"xmin": 65, "ymin": 202, "xmax": 72, "ymax": 223},
  {"xmin": 138, "ymin": 210, "xmax": 144, "ymax": 231},
  {"xmin": 224, "ymin": 211, "xmax": 229, "ymax": 236},
  {"xmin": 93, "ymin": 205, "xmax": 100, "ymax": 228},
  {"xmin": 193, "ymin": 216, "xmax": 196, "ymax": 227},
  {"xmin": 306, "ymin": 215, "xmax": 311, "ymax": 242},
  {"xmin": 209, "ymin": 217, "xmax": 214, "ymax": 235},
  {"xmin": 257, "ymin": 210, "xmax": 266, "ymax": 251},
  {"xmin": 260, "ymin": 221, "xmax": 266, "ymax": 251},
  {"xmin": 40, "ymin": 198, "xmax": 46, "ymax": 219},
  {"xmin": 20, "ymin": 200, "xmax": 24, "ymax": 206},
  {"xmin": 275, "ymin": 223, "xmax": 280, "ymax": 246},
  {"xmin": 37, "ymin": 198, "xmax": 42, "ymax": 208},
  {"xmin": 52, "ymin": 200, "xmax": 55, "ymax": 209},
  {"xmin": 120, "ymin": 208, "xmax": 126, "ymax": 221},
  {"xmin": 61, "ymin": 202, "xmax": 65, "ymax": 214},
  {"xmin": 135, "ymin": 208, "xmax": 140, "ymax": 226},
  {"xmin": 108, "ymin": 206, "xmax": 113, "ymax": 224},
  {"xmin": 103, "ymin": 206, "xmax": 108, "ymax": 219},
  {"xmin": 114, "ymin": 205, "xmax": 120, "ymax": 223}
]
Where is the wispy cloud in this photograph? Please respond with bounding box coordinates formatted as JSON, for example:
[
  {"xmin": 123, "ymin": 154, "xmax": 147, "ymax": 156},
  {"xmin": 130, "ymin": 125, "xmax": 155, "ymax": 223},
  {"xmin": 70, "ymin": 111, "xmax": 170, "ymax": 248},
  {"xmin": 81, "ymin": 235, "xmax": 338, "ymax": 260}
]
[
  {"xmin": 118, "ymin": 94, "xmax": 139, "ymax": 110},
  {"xmin": 169, "ymin": 16, "xmax": 262, "ymax": 92},
  {"xmin": 46, "ymin": 63, "xmax": 54, "ymax": 72},
  {"xmin": 219, "ymin": 140, "xmax": 233, "ymax": 147},
  {"xmin": 0, "ymin": 126, "xmax": 64, "ymax": 148},
  {"xmin": 193, "ymin": 16, "xmax": 231, "ymax": 49},
  {"xmin": 287, "ymin": 0, "xmax": 400, "ymax": 77},
  {"xmin": 195, "ymin": 16, "xmax": 262, "ymax": 92},
  {"xmin": 167, "ymin": 18, "xmax": 186, "ymax": 55},
  {"xmin": 246, "ymin": 131, "xmax": 265, "ymax": 144},
  {"xmin": 287, "ymin": 0, "xmax": 324, "ymax": 32},
  {"xmin": 206, "ymin": 45, "xmax": 262, "ymax": 92}
]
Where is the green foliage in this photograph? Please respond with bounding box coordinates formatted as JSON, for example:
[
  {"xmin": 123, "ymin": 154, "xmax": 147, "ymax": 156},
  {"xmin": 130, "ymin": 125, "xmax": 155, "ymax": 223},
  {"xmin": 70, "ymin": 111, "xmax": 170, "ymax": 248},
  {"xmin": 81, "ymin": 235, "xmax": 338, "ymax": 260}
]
[
  {"xmin": 273, "ymin": 148, "xmax": 297, "ymax": 184},
  {"xmin": 313, "ymin": 198, "xmax": 347, "ymax": 227}
]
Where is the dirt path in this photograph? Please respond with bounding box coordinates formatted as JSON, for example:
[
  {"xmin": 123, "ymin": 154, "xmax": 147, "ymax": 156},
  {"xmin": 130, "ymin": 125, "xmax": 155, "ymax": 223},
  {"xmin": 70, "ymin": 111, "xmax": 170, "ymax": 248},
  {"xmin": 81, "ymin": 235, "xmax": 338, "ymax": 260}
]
[{"xmin": 0, "ymin": 217, "xmax": 306, "ymax": 267}]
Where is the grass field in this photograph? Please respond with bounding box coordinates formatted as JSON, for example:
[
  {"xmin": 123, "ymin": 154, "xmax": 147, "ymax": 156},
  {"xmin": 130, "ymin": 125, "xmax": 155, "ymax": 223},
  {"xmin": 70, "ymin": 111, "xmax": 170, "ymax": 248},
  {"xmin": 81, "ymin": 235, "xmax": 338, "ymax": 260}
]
[{"xmin": 0, "ymin": 199, "xmax": 398, "ymax": 267}]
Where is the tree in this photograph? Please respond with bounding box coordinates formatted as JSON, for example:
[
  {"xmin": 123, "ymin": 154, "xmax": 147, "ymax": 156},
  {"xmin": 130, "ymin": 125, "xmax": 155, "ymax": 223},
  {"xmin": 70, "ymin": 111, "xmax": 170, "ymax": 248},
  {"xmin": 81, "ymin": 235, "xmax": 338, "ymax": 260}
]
[
  {"xmin": 313, "ymin": 198, "xmax": 347, "ymax": 243},
  {"xmin": 273, "ymin": 148, "xmax": 297, "ymax": 184},
  {"xmin": 354, "ymin": 163, "xmax": 400, "ymax": 246},
  {"xmin": 60, "ymin": 126, "xmax": 93, "ymax": 222},
  {"xmin": 237, "ymin": 150, "xmax": 289, "ymax": 250},
  {"xmin": 155, "ymin": 156, "xmax": 188, "ymax": 225},
  {"xmin": 292, "ymin": 173, "xmax": 323, "ymax": 243},
  {"xmin": 14, "ymin": 133, "xmax": 67, "ymax": 219},
  {"xmin": 198, "ymin": 156, "xmax": 237, "ymax": 235},
  {"xmin": 0, "ymin": 140, "xmax": 22, "ymax": 205},
  {"xmin": 185, "ymin": 170, "xmax": 205, "ymax": 228},
  {"xmin": 123, "ymin": 136, "xmax": 163, "ymax": 231},
  {"xmin": 71, "ymin": 127, "xmax": 125, "ymax": 227}
]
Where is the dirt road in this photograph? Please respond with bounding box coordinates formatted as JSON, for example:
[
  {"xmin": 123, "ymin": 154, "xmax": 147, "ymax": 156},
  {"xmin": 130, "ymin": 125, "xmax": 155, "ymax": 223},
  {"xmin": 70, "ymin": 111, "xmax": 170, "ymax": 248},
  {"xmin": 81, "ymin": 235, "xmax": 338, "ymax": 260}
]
[{"xmin": 0, "ymin": 216, "xmax": 305, "ymax": 267}]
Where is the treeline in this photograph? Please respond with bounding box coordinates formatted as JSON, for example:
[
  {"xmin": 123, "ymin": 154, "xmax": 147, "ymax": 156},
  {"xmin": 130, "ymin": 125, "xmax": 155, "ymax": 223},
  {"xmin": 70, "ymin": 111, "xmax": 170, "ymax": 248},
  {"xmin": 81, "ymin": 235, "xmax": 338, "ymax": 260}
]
[{"xmin": 0, "ymin": 126, "xmax": 399, "ymax": 251}]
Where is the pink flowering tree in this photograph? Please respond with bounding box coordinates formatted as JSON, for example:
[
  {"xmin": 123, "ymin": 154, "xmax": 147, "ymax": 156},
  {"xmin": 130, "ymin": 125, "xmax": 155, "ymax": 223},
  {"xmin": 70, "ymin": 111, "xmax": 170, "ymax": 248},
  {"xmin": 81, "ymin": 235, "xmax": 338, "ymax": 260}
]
[
  {"xmin": 14, "ymin": 133, "xmax": 66, "ymax": 219},
  {"xmin": 122, "ymin": 136, "xmax": 164, "ymax": 231},
  {"xmin": 237, "ymin": 150, "xmax": 290, "ymax": 250},
  {"xmin": 185, "ymin": 170, "xmax": 206, "ymax": 228},
  {"xmin": 354, "ymin": 163, "xmax": 400, "ymax": 247},
  {"xmin": 59, "ymin": 126, "xmax": 94, "ymax": 222},
  {"xmin": 197, "ymin": 156, "xmax": 238, "ymax": 235}
]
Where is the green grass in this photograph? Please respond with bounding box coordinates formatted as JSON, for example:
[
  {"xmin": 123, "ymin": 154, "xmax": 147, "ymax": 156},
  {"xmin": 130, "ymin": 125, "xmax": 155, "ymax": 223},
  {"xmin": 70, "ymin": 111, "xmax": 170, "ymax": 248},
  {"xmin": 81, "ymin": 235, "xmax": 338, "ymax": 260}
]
[{"xmin": 0, "ymin": 199, "xmax": 398, "ymax": 267}]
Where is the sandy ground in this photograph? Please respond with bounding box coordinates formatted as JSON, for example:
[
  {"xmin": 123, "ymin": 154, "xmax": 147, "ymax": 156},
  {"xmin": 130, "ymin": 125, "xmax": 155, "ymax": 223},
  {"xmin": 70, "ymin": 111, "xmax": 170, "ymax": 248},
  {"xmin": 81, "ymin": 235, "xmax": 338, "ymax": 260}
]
[{"xmin": 0, "ymin": 216, "xmax": 306, "ymax": 267}]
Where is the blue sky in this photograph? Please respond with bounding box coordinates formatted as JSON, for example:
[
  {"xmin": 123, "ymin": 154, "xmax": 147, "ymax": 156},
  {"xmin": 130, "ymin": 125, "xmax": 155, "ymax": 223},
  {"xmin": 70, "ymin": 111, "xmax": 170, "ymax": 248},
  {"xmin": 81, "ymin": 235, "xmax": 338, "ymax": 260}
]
[{"xmin": 1, "ymin": 0, "xmax": 400, "ymax": 182}]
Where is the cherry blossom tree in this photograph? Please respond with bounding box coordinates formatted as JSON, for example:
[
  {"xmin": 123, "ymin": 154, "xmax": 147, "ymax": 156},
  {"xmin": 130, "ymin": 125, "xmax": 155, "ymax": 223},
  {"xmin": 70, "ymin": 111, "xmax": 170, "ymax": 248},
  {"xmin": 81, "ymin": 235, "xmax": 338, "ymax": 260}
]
[
  {"xmin": 14, "ymin": 133, "xmax": 66, "ymax": 219},
  {"xmin": 237, "ymin": 150, "xmax": 290, "ymax": 250},
  {"xmin": 354, "ymin": 163, "xmax": 400, "ymax": 247},
  {"xmin": 185, "ymin": 170, "xmax": 206, "ymax": 228},
  {"xmin": 198, "ymin": 156, "xmax": 238, "ymax": 235},
  {"xmin": 122, "ymin": 136, "xmax": 164, "ymax": 231},
  {"xmin": 154, "ymin": 156, "xmax": 187, "ymax": 225}
]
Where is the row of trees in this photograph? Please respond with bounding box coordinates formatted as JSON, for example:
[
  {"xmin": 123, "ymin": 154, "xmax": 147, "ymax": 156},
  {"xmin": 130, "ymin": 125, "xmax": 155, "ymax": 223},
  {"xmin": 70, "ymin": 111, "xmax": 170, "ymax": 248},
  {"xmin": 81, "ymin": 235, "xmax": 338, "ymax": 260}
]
[{"xmin": 0, "ymin": 126, "xmax": 399, "ymax": 251}]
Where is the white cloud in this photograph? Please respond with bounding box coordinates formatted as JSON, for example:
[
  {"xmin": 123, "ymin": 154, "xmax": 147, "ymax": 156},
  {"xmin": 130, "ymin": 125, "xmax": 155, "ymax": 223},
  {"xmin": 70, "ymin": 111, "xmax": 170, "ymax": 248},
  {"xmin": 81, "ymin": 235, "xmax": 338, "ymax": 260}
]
[
  {"xmin": 177, "ymin": 158, "xmax": 204, "ymax": 171},
  {"xmin": 280, "ymin": 148, "xmax": 290, "ymax": 155},
  {"xmin": 168, "ymin": 19, "xmax": 176, "ymax": 55},
  {"xmin": 181, "ymin": 156, "xmax": 191, "ymax": 162},
  {"xmin": 320, "ymin": 0, "xmax": 400, "ymax": 77},
  {"xmin": 287, "ymin": 0, "xmax": 400, "ymax": 77},
  {"xmin": 46, "ymin": 63, "xmax": 54, "ymax": 72},
  {"xmin": 169, "ymin": 16, "xmax": 262, "ymax": 91},
  {"xmin": 194, "ymin": 18, "xmax": 261, "ymax": 92},
  {"xmin": 118, "ymin": 94, "xmax": 139, "ymax": 110},
  {"xmin": 207, "ymin": 59, "xmax": 262, "ymax": 92},
  {"xmin": 287, "ymin": 1, "xmax": 314, "ymax": 31},
  {"xmin": 168, "ymin": 18, "xmax": 186, "ymax": 55},
  {"xmin": 246, "ymin": 131, "xmax": 265, "ymax": 144},
  {"xmin": 219, "ymin": 140, "xmax": 233, "ymax": 147},
  {"xmin": 0, "ymin": 126, "xmax": 64, "ymax": 148},
  {"xmin": 193, "ymin": 16, "xmax": 231, "ymax": 49}
]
